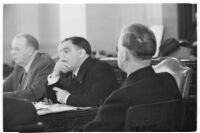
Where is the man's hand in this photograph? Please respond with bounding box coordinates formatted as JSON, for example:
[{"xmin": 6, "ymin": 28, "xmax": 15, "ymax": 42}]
[
  {"xmin": 52, "ymin": 59, "xmax": 72, "ymax": 78},
  {"xmin": 42, "ymin": 98, "xmax": 53, "ymax": 105},
  {"xmin": 53, "ymin": 87, "xmax": 70, "ymax": 104}
]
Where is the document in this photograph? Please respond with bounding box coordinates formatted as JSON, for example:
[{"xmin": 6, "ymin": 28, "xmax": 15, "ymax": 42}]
[
  {"xmin": 34, "ymin": 102, "xmax": 92, "ymax": 115},
  {"xmin": 34, "ymin": 102, "xmax": 78, "ymax": 115}
]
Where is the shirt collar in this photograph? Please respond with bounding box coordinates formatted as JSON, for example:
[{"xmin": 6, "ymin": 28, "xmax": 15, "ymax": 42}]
[
  {"xmin": 24, "ymin": 51, "xmax": 38, "ymax": 73},
  {"xmin": 73, "ymin": 67, "xmax": 80, "ymax": 76},
  {"xmin": 122, "ymin": 66, "xmax": 155, "ymax": 87}
]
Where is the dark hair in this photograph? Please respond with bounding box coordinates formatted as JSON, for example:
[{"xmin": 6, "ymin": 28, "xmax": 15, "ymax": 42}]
[
  {"xmin": 14, "ymin": 33, "xmax": 39, "ymax": 50},
  {"xmin": 160, "ymin": 38, "xmax": 180, "ymax": 56},
  {"xmin": 61, "ymin": 37, "xmax": 91, "ymax": 55},
  {"xmin": 121, "ymin": 24, "xmax": 156, "ymax": 59}
]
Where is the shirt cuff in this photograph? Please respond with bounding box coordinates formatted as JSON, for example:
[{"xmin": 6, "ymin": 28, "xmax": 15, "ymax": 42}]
[
  {"xmin": 47, "ymin": 74, "xmax": 60, "ymax": 85},
  {"xmin": 64, "ymin": 93, "xmax": 70, "ymax": 104}
]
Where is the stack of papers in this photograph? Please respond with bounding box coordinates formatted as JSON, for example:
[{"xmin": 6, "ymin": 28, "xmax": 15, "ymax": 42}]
[
  {"xmin": 34, "ymin": 102, "xmax": 78, "ymax": 115},
  {"xmin": 33, "ymin": 102, "xmax": 92, "ymax": 115}
]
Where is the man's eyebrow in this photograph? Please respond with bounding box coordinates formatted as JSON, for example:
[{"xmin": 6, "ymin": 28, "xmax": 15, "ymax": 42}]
[
  {"xmin": 58, "ymin": 47, "xmax": 70, "ymax": 52},
  {"xmin": 63, "ymin": 48, "xmax": 70, "ymax": 50},
  {"xmin": 60, "ymin": 47, "xmax": 70, "ymax": 51}
]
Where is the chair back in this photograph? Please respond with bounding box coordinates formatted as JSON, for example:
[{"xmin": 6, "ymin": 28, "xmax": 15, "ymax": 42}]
[
  {"xmin": 153, "ymin": 57, "xmax": 192, "ymax": 98},
  {"xmin": 124, "ymin": 99, "xmax": 183, "ymax": 131}
]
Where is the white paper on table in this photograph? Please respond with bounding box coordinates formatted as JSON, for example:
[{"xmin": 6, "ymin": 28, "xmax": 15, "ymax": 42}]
[
  {"xmin": 33, "ymin": 102, "xmax": 92, "ymax": 115},
  {"xmin": 34, "ymin": 102, "xmax": 78, "ymax": 115}
]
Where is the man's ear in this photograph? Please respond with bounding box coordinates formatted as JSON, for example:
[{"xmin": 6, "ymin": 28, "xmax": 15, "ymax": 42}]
[
  {"xmin": 78, "ymin": 49, "xmax": 86, "ymax": 58},
  {"xmin": 27, "ymin": 47, "xmax": 34, "ymax": 55}
]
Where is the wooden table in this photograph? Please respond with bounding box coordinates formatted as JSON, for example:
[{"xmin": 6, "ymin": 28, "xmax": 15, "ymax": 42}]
[{"xmin": 39, "ymin": 108, "xmax": 97, "ymax": 131}]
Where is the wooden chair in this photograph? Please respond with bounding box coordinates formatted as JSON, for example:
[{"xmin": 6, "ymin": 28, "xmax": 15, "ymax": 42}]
[
  {"xmin": 124, "ymin": 99, "xmax": 183, "ymax": 131},
  {"xmin": 152, "ymin": 57, "xmax": 193, "ymax": 98}
]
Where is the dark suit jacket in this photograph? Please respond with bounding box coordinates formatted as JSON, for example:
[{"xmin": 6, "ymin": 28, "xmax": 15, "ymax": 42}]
[
  {"xmin": 46, "ymin": 57, "xmax": 119, "ymax": 107},
  {"xmin": 3, "ymin": 97, "xmax": 39, "ymax": 131},
  {"xmin": 3, "ymin": 53, "xmax": 55, "ymax": 102},
  {"xmin": 82, "ymin": 66, "xmax": 182, "ymax": 131}
]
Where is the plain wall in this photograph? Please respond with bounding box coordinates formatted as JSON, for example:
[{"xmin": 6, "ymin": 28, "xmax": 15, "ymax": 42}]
[
  {"xmin": 3, "ymin": 4, "xmax": 179, "ymax": 64},
  {"xmin": 86, "ymin": 4, "xmax": 121, "ymax": 54},
  {"xmin": 86, "ymin": 4, "xmax": 175, "ymax": 54},
  {"xmin": 3, "ymin": 5, "xmax": 18, "ymax": 63},
  {"xmin": 3, "ymin": 4, "xmax": 40, "ymax": 63},
  {"xmin": 3, "ymin": 4, "xmax": 60, "ymax": 63},
  {"xmin": 162, "ymin": 4, "xmax": 178, "ymax": 41}
]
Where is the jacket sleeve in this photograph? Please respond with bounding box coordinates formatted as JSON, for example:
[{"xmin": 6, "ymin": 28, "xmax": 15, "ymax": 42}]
[
  {"xmin": 45, "ymin": 73, "xmax": 72, "ymax": 103},
  {"xmin": 4, "ymin": 60, "xmax": 55, "ymax": 102},
  {"xmin": 3, "ymin": 72, "xmax": 14, "ymax": 92},
  {"xmin": 45, "ymin": 81, "xmax": 60, "ymax": 103},
  {"xmin": 82, "ymin": 90, "xmax": 131, "ymax": 131},
  {"xmin": 67, "ymin": 63, "xmax": 118, "ymax": 107}
]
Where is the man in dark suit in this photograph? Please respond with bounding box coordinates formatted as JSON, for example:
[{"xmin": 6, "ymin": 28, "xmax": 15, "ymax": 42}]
[
  {"xmin": 3, "ymin": 96, "xmax": 39, "ymax": 131},
  {"xmin": 4, "ymin": 34, "xmax": 55, "ymax": 102},
  {"xmin": 81, "ymin": 24, "xmax": 182, "ymax": 131},
  {"xmin": 46, "ymin": 37, "xmax": 118, "ymax": 107}
]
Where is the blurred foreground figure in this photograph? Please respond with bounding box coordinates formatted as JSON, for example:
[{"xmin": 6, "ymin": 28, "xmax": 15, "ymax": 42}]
[
  {"xmin": 81, "ymin": 24, "xmax": 182, "ymax": 131},
  {"xmin": 3, "ymin": 97, "xmax": 39, "ymax": 131}
]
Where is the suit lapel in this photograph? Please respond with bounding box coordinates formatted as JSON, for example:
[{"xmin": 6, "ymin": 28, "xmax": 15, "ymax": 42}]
[
  {"xmin": 21, "ymin": 71, "xmax": 33, "ymax": 90},
  {"xmin": 21, "ymin": 53, "xmax": 40, "ymax": 90},
  {"xmin": 29, "ymin": 53, "xmax": 40, "ymax": 71}
]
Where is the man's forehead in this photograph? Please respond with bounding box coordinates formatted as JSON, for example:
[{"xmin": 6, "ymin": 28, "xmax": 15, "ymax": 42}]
[
  {"xmin": 13, "ymin": 37, "xmax": 27, "ymax": 43},
  {"xmin": 58, "ymin": 41, "xmax": 74, "ymax": 50},
  {"xmin": 12, "ymin": 37, "xmax": 27, "ymax": 47}
]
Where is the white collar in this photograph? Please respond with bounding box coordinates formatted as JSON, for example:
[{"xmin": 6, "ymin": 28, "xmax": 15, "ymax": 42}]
[
  {"xmin": 24, "ymin": 51, "xmax": 38, "ymax": 73},
  {"xmin": 73, "ymin": 67, "xmax": 79, "ymax": 76},
  {"xmin": 72, "ymin": 56, "xmax": 89, "ymax": 76}
]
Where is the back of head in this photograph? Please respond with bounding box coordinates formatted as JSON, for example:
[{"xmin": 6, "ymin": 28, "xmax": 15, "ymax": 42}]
[
  {"xmin": 14, "ymin": 33, "xmax": 39, "ymax": 50},
  {"xmin": 62, "ymin": 36, "xmax": 91, "ymax": 55},
  {"xmin": 121, "ymin": 24, "xmax": 156, "ymax": 59}
]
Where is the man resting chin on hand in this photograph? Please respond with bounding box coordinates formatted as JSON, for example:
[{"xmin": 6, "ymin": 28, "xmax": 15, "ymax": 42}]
[{"xmin": 46, "ymin": 36, "xmax": 119, "ymax": 107}]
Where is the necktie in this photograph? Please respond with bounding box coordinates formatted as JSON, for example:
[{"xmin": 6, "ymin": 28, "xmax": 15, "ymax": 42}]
[
  {"xmin": 72, "ymin": 74, "xmax": 76, "ymax": 79},
  {"xmin": 20, "ymin": 70, "xmax": 27, "ymax": 87},
  {"xmin": 72, "ymin": 73, "xmax": 80, "ymax": 84}
]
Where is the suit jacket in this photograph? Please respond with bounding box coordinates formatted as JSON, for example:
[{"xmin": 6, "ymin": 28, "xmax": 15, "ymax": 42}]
[
  {"xmin": 82, "ymin": 66, "xmax": 182, "ymax": 131},
  {"xmin": 3, "ymin": 97, "xmax": 39, "ymax": 131},
  {"xmin": 3, "ymin": 53, "xmax": 55, "ymax": 102},
  {"xmin": 46, "ymin": 57, "xmax": 119, "ymax": 107}
]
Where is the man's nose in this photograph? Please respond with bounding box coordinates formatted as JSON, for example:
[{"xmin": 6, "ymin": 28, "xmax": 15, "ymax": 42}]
[
  {"xmin": 60, "ymin": 53, "xmax": 67, "ymax": 59},
  {"xmin": 60, "ymin": 57, "xmax": 69, "ymax": 62}
]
